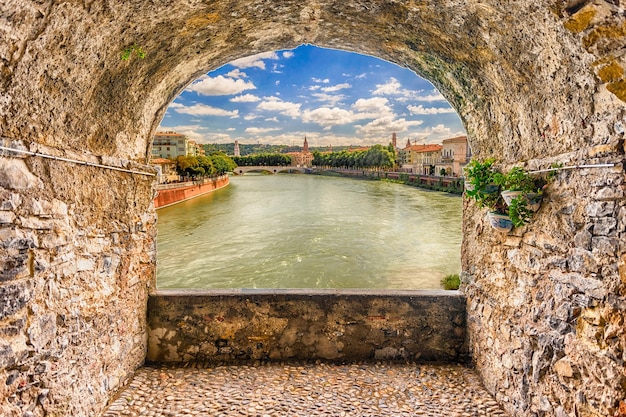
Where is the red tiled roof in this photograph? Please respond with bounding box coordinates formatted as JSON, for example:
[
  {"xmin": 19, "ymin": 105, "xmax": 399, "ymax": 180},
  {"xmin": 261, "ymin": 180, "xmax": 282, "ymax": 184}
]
[{"xmin": 405, "ymin": 144, "xmax": 443, "ymax": 153}]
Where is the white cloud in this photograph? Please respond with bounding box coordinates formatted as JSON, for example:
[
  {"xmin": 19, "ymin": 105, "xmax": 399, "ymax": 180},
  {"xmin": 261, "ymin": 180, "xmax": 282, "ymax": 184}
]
[
  {"xmin": 226, "ymin": 128, "xmax": 236, "ymax": 131},
  {"xmin": 302, "ymin": 107, "xmax": 357, "ymax": 129},
  {"xmin": 230, "ymin": 51, "xmax": 279, "ymax": 69},
  {"xmin": 311, "ymin": 93, "xmax": 345, "ymax": 106},
  {"xmin": 356, "ymin": 116, "xmax": 423, "ymax": 136},
  {"xmin": 282, "ymin": 51, "xmax": 294, "ymax": 59},
  {"xmin": 372, "ymin": 78, "xmax": 403, "ymax": 95},
  {"xmin": 352, "ymin": 97, "xmax": 391, "ymax": 113},
  {"xmin": 230, "ymin": 94, "xmax": 261, "ymax": 103},
  {"xmin": 407, "ymin": 104, "xmax": 456, "ymax": 115},
  {"xmin": 309, "ymin": 85, "xmax": 321, "ymax": 91},
  {"xmin": 225, "ymin": 69, "xmax": 248, "ymax": 78},
  {"xmin": 321, "ymin": 83, "xmax": 351, "ymax": 92},
  {"xmin": 265, "ymin": 117, "xmax": 279, "ymax": 122},
  {"xmin": 172, "ymin": 103, "xmax": 239, "ymax": 117},
  {"xmin": 244, "ymin": 114, "xmax": 258, "ymax": 121},
  {"xmin": 373, "ymin": 79, "xmax": 446, "ymax": 103},
  {"xmin": 188, "ymin": 75, "xmax": 256, "ymax": 96},
  {"xmin": 312, "ymin": 77, "xmax": 330, "ymax": 84},
  {"xmin": 245, "ymin": 127, "xmax": 281, "ymax": 134},
  {"xmin": 257, "ymin": 97, "xmax": 301, "ymax": 117}
]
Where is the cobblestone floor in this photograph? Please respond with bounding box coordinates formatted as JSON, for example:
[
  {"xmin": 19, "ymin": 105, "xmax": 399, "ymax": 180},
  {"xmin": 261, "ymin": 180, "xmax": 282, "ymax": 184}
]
[{"xmin": 103, "ymin": 362, "xmax": 509, "ymax": 417}]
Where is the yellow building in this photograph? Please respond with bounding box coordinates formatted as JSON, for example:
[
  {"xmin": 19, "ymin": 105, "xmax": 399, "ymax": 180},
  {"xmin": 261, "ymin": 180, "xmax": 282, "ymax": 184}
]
[
  {"xmin": 436, "ymin": 136, "xmax": 471, "ymax": 176},
  {"xmin": 400, "ymin": 143, "xmax": 443, "ymax": 174}
]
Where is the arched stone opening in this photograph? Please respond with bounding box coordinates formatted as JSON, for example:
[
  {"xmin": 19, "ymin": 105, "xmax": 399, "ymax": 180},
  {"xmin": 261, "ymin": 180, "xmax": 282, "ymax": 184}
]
[{"xmin": 1, "ymin": 2, "xmax": 625, "ymax": 416}]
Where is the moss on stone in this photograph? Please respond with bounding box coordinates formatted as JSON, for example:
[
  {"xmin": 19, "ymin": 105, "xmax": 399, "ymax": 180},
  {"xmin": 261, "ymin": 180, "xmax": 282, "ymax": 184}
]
[
  {"xmin": 598, "ymin": 61, "xmax": 624, "ymax": 83},
  {"xmin": 606, "ymin": 80, "xmax": 626, "ymax": 102},
  {"xmin": 563, "ymin": 8, "xmax": 596, "ymax": 34},
  {"xmin": 583, "ymin": 21, "xmax": 626, "ymax": 50}
]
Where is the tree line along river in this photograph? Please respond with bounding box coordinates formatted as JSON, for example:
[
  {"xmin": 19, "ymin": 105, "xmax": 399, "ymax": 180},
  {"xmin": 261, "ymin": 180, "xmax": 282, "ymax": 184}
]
[{"xmin": 156, "ymin": 174, "xmax": 462, "ymax": 290}]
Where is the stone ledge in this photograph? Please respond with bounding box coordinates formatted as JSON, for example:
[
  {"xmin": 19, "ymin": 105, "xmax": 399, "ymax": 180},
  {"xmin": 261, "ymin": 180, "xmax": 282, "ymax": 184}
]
[{"xmin": 147, "ymin": 290, "xmax": 467, "ymax": 364}]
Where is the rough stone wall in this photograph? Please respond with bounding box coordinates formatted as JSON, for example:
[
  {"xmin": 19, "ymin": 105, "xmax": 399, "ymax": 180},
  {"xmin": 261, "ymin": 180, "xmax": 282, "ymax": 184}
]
[
  {"xmin": 0, "ymin": 1, "xmax": 625, "ymax": 416},
  {"xmin": 147, "ymin": 290, "xmax": 467, "ymax": 364},
  {"xmin": 0, "ymin": 142, "xmax": 157, "ymax": 416}
]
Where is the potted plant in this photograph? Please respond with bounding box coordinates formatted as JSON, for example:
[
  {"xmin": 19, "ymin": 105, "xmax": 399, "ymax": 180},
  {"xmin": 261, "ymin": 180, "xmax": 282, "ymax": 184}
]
[
  {"xmin": 464, "ymin": 158, "xmax": 515, "ymax": 232},
  {"xmin": 495, "ymin": 166, "xmax": 547, "ymax": 227},
  {"xmin": 464, "ymin": 158, "xmax": 500, "ymax": 209},
  {"xmin": 494, "ymin": 166, "xmax": 538, "ymax": 205}
]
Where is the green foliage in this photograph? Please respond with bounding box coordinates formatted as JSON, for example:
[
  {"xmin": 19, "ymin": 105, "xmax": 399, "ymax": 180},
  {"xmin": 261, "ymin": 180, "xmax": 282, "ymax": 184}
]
[
  {"xmin": 174, "ymin": 153, "xmax": 236, "ymax": 177},
  {"xmin": 494, "ymin": 166, "xmax": 536, "ymax": 192},
  {"xmin": 312, "ymin": 145, "xmax": 395, "ymax": 169},
  {"xmin": 464, "ymin": 158, "xmax": 501, "ymax": 210},
  {"xmin": 508, "ymin": 196, "xmax": 534, "ymax": 227},
  {"xmin": 210, "ymin": 151, "xmax": 237, "ymax": 175},
  {"xmin": 233, "ymin": 153, "xmax": 292, "ymax": 167},
  {"xmin": 121, "ymin": 44, "xmax": 146, "ymax": 61},
  {"xmin": 441, "ymin": 274, "xmax": 460, "ymax": 290}
]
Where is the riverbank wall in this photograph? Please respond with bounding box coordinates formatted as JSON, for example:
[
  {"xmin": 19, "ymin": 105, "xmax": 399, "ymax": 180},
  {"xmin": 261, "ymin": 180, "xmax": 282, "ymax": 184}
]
[
  {"xmin": 147, "ymin": 289, "xmax": 467, "ymax": 364},
  {"xmin": 312, "ymin": 169, "xmax": 464, "ymax": 194},
  {"xmin": 154, "ymin": 175, "xmax": 229, "ymax": 209}
]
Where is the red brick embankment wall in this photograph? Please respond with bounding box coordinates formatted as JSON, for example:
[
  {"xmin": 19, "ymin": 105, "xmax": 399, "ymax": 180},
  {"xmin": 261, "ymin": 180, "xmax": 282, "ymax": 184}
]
[{"xmin": 154, "ymin": 175, "xmax": 229, "ymax": 209}]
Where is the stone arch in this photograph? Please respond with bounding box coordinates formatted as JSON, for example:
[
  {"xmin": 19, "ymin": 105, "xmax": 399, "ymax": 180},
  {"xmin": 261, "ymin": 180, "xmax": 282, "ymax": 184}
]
[{"xmin": 1, "ymin": 2, "xmax": 625, "ymax": 417}]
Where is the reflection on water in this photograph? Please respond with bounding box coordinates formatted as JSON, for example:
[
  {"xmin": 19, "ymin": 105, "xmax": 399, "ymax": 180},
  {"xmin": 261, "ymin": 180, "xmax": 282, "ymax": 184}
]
[{"xmin": 156, "ymin": 174, "xmax": 462, "ymax": 289}]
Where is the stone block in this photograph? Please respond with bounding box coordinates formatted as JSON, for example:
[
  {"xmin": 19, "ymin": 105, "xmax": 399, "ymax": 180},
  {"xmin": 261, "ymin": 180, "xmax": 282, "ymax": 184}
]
[
  {"xmin": 591, "ymin": 236, "xmax": 619, "ymax": 256},
  {"xmin": 553, "ymin": 357, "xmax": 574, "ymax": 378},
  {"xmin": 0, "ymin": 211, "xmax": 16, "ymax": 224},
  {"xmin": 27, "ymin": 314, "xmax": 57, "ymax": 352},
  {"xmin": 586, "ymin": 201, "xmax": 615, "ymax": 217},
  {"xmin": 568, "ymin": 248, "xmax": 598, "ymax": 273},
  {"xmin": 0, "ymin": 158, "xmax": 42, "ymax": 190},
  {"xmin": 595, "ymin": 186, "xmax": 624, "ymax": 200},
  {"xmin": 0, "ymin": 251, "xmax": 30, "ymax": 282},
  {"xmin": 592, "ymin": 217, "xmax": 617, "ymax": 236},
  {"xmin": 0, "ymin": 315, "xmax": 27, "ymax": 337},
  {"xmin": 0, "ymin": 345, "xmax": 15, "ymax": 368},
  {"xmin": 574, "ymin": 229, "xmax": 592, "ymax": 250},
  {"xmin": 0, "ymin": 280, "xmax": 33, "ymax": 319}
]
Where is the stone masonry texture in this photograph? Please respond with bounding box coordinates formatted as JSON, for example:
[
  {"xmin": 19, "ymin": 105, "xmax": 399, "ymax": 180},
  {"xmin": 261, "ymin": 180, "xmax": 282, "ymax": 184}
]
[
  {"xmin": 147, "ymin": 290, "xmax": 468, "ymax": 364},
  {"xmin": 1, "ymin": 1, "xmax": 625, "ymax": 416}
]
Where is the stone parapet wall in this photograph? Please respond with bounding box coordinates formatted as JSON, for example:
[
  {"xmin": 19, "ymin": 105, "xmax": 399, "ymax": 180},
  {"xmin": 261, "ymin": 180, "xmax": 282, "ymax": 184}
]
[
  {"xmin": 147, "ymin": 290, "xmax": 468, "ymax": 364},
  {"xmin": 0, "ymin": 143, "xmax": 157, "ymax": 416}
]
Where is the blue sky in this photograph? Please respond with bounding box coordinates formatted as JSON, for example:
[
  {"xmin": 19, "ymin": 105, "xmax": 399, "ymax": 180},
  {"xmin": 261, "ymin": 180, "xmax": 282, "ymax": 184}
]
[{"xmin": 158, "ymin": 44, "xmax": 466, "ymax": 147}]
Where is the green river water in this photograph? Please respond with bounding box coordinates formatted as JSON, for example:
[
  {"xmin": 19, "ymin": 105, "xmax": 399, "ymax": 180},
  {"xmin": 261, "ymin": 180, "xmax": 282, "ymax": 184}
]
[{"xmin": 156, "ymin": 174, "xmax": 462, "ymax": 289}]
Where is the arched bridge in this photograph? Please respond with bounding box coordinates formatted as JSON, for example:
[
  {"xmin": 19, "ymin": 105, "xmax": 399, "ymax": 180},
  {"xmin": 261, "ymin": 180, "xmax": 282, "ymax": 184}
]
[{"xmin": 232, "ymin": 166, "xmax": 310, "ymax": 175}]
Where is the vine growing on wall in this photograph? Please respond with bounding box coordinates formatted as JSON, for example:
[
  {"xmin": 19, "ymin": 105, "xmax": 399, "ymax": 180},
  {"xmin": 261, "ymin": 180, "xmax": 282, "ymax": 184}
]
[{"xmin": 121, "ymin": 44, "xmax": 146, "ymax": 61}]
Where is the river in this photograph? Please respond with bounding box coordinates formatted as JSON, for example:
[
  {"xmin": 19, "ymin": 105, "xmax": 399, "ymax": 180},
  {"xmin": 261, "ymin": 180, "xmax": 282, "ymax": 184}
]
[{"xmin": 156, "ymin": 174, "xmax": 462, "ymax": 289}]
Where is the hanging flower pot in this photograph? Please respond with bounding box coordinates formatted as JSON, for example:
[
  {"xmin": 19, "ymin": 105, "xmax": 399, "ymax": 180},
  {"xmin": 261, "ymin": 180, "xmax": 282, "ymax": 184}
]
[
  {"xmin": 486, "ymin": 212, "xmax": 513, "ymax": 232},
  {"xmin": 501, "ymin": 190, "xmax": 524, "ymax": 206}
]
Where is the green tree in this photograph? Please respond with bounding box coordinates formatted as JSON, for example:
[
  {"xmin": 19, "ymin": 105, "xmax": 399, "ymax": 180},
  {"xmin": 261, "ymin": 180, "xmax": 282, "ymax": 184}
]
[{"xmin": 210, "ymin": 152, "xmax": 237, "ymax": 175}]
